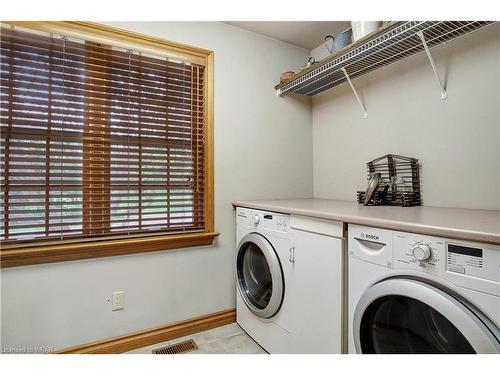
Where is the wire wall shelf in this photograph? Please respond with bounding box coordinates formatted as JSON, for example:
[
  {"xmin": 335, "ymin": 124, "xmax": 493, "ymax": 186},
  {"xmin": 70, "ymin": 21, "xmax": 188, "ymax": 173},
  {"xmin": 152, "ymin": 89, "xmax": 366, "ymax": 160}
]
[{"xmin": 275, "ymin": 21, "xmax": 496, "ymax": 99}]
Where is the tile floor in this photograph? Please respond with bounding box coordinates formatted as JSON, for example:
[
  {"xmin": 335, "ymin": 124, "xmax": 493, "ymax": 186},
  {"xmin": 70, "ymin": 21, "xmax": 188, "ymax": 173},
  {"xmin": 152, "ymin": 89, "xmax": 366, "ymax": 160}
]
[{"xmin": 127, "ymin": 323, "xmax": 267, "ymax": 354}]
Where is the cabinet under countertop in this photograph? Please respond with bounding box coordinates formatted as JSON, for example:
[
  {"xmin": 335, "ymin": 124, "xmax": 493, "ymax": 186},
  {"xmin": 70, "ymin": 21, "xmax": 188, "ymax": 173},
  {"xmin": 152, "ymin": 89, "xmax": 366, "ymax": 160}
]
[{"xmin": 232, "ymin": 199, "xmax": 500, "ymax": 245}]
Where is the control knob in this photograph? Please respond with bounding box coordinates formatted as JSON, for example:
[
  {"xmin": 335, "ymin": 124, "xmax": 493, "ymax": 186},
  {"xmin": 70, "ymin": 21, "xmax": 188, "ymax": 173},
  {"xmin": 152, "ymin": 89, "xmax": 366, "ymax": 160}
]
[
  {"xmin": 253, "ymin": 215, "xmax": 260, "ymax": 225},
  {"xmin": 411, "ymin": 242, "xmax": 432, "ymax": 262}
]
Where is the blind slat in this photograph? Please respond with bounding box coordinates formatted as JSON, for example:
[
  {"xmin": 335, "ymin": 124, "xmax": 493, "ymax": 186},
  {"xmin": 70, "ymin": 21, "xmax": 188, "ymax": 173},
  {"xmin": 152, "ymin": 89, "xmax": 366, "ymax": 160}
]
[
  {"xmin": 2, "ymin": 98, "xmax": 204, "ymax": 118},
  {"xmin": 0, "ymin": 77, "xmax": 204, "ymax": 106},
  {"xmin": 0, "ymin": 60, "xmax": 201, "ymax": 93},
  {"xmin": 1, "ymin": 83, "xmax": 205, "ymax": 110}
]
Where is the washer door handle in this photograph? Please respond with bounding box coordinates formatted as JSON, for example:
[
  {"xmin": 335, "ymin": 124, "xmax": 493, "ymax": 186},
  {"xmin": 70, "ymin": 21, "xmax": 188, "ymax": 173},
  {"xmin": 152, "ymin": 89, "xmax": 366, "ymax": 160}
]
[
  {"xmin": 289, "ymin": 247, "xmax": 295, "ymax": 263},
  {"xmin": 353, "ymin": 237, "xmax": 386, "ymax": 250}
]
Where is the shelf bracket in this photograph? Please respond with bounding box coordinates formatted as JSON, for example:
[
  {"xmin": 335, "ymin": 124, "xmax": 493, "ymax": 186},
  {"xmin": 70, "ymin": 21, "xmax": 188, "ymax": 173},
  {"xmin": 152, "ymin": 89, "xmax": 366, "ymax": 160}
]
[
  {"xmin": 341, "ymin": 67, "xmax": 368, "ymax": 119},
  {"xmin": 417, "ymin": 31, "xmax": 447, "ymax": 99}
]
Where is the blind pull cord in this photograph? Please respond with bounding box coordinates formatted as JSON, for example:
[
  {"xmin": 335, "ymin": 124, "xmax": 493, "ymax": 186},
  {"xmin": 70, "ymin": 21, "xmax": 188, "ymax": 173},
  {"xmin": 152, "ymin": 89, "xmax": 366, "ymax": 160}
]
[
  {"xmin": 126, "ymin": 49, "xmax": 132, "ymax": 236},
  {"xmin": 60, "ymin": 35, "xmax": 68, "ymax": 241}
]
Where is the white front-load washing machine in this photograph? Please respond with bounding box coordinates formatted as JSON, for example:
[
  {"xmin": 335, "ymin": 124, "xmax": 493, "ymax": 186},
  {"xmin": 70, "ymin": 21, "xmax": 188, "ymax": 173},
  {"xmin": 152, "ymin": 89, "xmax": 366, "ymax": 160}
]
[
  {"xmin": 235, "ymin": 206, "xmax": 346, "ymax": 354},
  {"xmin": 348, "ymin": 224, "xmax": 500, "ymax": 354},
  {"xmin": 235, "ymin": 207, "xmax": 293, "ymax": 353}
]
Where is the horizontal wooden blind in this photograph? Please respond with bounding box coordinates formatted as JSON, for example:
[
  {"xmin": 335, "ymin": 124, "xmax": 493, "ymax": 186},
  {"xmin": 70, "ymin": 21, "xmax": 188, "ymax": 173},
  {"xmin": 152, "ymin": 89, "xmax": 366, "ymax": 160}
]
[{"xmin": 0, "ymin": 26, "xmax": 206, "ymax": 244}]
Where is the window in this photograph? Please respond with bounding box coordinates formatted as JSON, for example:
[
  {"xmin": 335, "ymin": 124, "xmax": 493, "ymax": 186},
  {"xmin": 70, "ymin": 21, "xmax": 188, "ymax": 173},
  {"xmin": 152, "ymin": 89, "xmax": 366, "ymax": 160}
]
[{"xmin": 0, "ymin": 22, "xmax": 216, "ymax": 267}]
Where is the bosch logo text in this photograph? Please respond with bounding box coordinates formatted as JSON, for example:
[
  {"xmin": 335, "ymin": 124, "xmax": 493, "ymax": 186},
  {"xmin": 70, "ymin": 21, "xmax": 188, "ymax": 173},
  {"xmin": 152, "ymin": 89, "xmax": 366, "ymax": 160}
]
[{"xmin": 361, "ymin": 233, "xmax": 379, "ymax": 240}]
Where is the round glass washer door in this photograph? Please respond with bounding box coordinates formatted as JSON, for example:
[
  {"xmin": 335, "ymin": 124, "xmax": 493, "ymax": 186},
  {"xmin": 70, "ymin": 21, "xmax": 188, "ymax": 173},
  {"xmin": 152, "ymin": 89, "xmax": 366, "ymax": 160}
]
[
  {"xmin": 237, "ymin": 233, "xmax": 284, "ymax": 319},
  {"xmin": 353, "ymin": 278, "xmax": 500, "ymax": 354}
]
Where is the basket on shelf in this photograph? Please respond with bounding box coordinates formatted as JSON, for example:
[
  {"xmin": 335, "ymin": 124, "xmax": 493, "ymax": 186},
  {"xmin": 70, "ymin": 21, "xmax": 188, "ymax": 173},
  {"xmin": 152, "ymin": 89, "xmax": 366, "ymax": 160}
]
[{"xmin": 357, "ymin": 154, "xmax": 422, "ymax": 207}]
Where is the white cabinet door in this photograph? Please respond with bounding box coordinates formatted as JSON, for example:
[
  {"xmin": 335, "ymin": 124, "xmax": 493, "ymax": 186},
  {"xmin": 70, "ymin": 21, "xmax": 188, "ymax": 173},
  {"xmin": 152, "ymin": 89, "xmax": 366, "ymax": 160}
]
[{"xmin": 289, "ymin": 229, "xmax": 344, "ymax": 353}]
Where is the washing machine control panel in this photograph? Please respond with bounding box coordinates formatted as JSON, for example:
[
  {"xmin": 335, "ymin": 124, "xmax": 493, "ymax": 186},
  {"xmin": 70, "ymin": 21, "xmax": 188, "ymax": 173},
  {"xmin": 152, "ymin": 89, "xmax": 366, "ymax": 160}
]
[
  {"xmin": 236, "ymin": 207, "xmax": 289, "ymax": 233},
  {"xmin": 350, "ymin": 225, "xmax": 500, "ymax": 297},
  {"xmin": 446, "ymin": 243, "xmax": 485, "ymax": 276},
  {"xmin": 394, "ymin": 232, "xmax": 500, "ymax": 289},
  {"xmin": 395, "ymin": 233, "xmax": 444, "ymax": 274},
  {"xmin": 262, "ymin": 213, "xmax": 289, "ymax": 233}
]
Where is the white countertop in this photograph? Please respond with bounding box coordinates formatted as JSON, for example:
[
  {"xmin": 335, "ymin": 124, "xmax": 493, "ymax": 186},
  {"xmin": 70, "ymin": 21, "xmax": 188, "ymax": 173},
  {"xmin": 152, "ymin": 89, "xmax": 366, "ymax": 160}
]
[{"xmin": 232, "ymin": 199, "xmax": 500, "ymax": 245}]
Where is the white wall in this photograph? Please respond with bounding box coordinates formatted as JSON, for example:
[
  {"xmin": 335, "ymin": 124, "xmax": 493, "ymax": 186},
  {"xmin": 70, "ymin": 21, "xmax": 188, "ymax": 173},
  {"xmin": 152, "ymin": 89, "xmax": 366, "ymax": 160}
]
[
  {"xmin": 0, "ymin": 22, "xmax": 313, "ymax": 351},
  {"xmin": 312, "ymin": 24, "xmax": 500, "ymax": 210},
  {"xmin": 311, "ymin": 42, "xmax": 331, "ymax": 62}
]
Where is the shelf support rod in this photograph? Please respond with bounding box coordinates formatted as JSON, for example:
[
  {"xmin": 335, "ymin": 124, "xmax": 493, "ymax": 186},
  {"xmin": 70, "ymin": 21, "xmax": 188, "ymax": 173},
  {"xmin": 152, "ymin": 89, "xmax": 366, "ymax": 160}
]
[
  {"xmin": 417, "ymin": 31, "xmax": 447, "ymax": 99},
  {"xmin": 341, "ymin": 67, "xmax": 368, "ymax": 119}
]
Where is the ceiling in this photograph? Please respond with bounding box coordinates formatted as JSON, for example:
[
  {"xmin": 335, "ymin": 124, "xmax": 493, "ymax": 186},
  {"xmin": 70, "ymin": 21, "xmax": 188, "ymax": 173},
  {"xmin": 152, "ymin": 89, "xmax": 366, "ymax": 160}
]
[{"xmin": 224, "ymin": 21, "xmax": 351, "ymax": 50}]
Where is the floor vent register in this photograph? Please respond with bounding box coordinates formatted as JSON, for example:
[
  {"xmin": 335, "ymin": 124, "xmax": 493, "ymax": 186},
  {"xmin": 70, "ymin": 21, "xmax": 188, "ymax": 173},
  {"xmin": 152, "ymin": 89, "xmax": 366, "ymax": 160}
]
[{"xmin": 152, "ymin": 339, "xmax": 198, "ymax": 354}]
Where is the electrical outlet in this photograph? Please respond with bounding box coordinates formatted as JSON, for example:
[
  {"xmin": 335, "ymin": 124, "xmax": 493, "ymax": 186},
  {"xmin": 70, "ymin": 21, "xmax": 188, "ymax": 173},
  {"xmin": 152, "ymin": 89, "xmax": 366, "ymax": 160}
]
[{"xmin": 111, "ymin": 291, "xmax": 124, "ymax": 311}]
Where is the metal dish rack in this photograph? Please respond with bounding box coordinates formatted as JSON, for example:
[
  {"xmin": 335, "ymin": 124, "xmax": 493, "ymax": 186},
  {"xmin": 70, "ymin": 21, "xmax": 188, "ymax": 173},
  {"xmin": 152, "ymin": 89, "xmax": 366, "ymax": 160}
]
[
  {"xmin": 357, "ymin": 154, "xmax": 421, "ymax": 207},
  {"xmin": 276, "ymin": 21, "xmax": 495, "ymax": 99}
]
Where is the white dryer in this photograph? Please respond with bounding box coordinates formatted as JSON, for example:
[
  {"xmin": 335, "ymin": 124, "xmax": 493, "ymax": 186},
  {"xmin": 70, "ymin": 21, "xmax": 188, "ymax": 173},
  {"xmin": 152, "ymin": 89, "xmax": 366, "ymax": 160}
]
[
  {"xmin": 235, "ymin": 207, "xmax": 345, "ymax": 354},
  {"xmin": 348, "ymin": 224, "xmax": 500, "ymax": 354},
  {"xmin": 235, "ymin": 207, "xmax": 293, "ymax": 353}
]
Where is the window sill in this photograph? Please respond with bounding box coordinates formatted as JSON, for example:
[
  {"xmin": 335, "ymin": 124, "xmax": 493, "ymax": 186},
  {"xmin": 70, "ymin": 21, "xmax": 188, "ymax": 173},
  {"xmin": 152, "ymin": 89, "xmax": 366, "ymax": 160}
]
[{"xmin": 0, "ymin": 232, "xmax": 219, "ymax": 268}]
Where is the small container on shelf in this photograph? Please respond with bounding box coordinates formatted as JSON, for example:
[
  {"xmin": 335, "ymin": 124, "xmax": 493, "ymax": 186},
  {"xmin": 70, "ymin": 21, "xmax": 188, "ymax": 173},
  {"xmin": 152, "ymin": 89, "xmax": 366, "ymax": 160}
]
[
  {"xmin": 280, "ymin": 71, "xmax": 295, "ymax": 83},
  {"xmin": 324, "ymin": 28, "xmax": 353, "ymax": 54}
]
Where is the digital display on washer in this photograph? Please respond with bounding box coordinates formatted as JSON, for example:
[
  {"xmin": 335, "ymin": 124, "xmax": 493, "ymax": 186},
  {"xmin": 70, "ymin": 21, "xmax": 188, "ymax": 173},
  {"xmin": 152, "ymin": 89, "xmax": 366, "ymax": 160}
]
[
  {"xmin": 448, "ymin": 244, "xmax": 483, "ymax": 258},
  {"xmin": 264, "ymin": 214, "xmax": 273, "ymax": 220}
]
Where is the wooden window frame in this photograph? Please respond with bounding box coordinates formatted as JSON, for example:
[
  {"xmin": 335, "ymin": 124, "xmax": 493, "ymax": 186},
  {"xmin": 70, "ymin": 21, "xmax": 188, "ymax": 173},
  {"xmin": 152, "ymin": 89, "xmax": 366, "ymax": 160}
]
[{"xmin": 0, "ymin": 21, "xmax": 217, "ymax": 268}]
